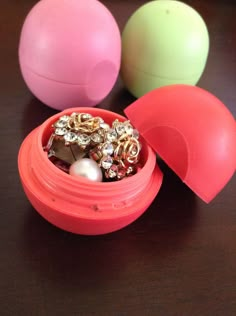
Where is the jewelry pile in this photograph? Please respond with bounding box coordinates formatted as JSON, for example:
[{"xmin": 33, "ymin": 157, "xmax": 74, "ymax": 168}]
[{"xmin": 44, "ymin": 112, "xmax": 142, "ymax": 182}]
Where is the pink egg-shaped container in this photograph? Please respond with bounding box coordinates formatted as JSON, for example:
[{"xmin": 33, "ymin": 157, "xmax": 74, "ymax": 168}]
[
  {"xmin": 18, "ymin": 108, "xmax": 163, "ymax": 235},
  {"xmin": 19, "ymin": 0, "xmax": 121, "ymax": 110}
]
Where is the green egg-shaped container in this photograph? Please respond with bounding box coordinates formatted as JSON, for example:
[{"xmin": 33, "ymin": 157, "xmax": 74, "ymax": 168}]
[{"xmin": 121, "ymin": 0, "xmax": 209, "ymax": 98}]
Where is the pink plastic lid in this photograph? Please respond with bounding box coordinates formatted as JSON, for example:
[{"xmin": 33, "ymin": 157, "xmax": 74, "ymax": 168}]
[{"xmin": 125, "ymin": 84, "xmax": 236, "ymax": 203}]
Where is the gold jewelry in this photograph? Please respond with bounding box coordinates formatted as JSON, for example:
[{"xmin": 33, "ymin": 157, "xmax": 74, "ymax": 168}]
[{"xmin": 44, "ymin": 112, "xmax": 141, "ymax": 181}]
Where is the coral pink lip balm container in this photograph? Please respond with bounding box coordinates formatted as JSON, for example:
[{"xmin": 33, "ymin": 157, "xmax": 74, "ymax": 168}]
[
  {"xmin": 18, "ymin": 107, "xmax": 162, "ymax": 235},
  {"xmin": 18, "ymin": 85, "xmax": 236, "ymax": 235}
]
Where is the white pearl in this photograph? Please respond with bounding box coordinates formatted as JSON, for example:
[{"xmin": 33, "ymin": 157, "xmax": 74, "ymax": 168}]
[{"xmin": 69, "ymin": 158, "xmax": 103, "ymax": 182}]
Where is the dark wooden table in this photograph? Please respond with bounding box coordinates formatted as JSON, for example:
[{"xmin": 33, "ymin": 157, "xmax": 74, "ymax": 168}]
[{"xmin": 1, "ymin": 0, "xmax": 236, "ymax": 315}]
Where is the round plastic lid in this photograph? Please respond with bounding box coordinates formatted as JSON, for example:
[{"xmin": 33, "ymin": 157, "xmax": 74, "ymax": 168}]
[{"xmin": 125, "ymin": 84, "xmax": 236, "ymax": 203}]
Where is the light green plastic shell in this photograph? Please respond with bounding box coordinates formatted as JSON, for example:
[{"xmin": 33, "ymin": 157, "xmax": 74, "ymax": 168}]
[{"xmin": 121, "ymin": 0, "xmax": 209, "ymax": 98}]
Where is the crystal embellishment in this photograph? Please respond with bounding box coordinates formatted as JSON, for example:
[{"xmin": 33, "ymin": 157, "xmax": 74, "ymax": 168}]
[
  {"xmin": 91, "ymin": 133, "xmax": 103, "ymax": 144},
  {"xmin": 106, "ymin": 129, "xmax": 118, "ymax": 142},
  {"xmin": 55, "ymin": 127, "xmax": 67, "ymax": 136},
  {"xmin": 100, "ymin": 123, "xmax": 110, "ymax": 131},
  {"xmin": 54, "ymin": 116, "xmax": 70, "ymax": 128},
  {"xmin": 101, "ymin": 156, "xmax": 113, "ymax": 169},
  {"xmin": 81, "ymin": 113, "xmax": 92, "ymax": 121},
  {"xmin": 124, "ymin": 122, "xmax": 133, "ymax": 135},
  {"xmin": 64, "ymin": 132, "xmax": 78, "ymax": 143},
  {"xmin": 77, "ymin": 134, "xmax": 90, "ymax": 146},
  {"xmin": 102, "ymin": 142, "xmax": 114, "ymax": 156},
  {"xmin": 106, "ymin": 165, "xmax": 118, "ymax": 178},
  {"xmin": 115, "ymin": 123, "xmax": 126, "ymax": 136}
]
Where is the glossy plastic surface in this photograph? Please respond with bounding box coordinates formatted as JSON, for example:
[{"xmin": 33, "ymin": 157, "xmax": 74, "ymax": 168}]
[
  {"xmin": 125, "ymin": 85, "xmax": 236, "ymax": 203},
  {"xmin": 19, "ymin": 0, "xmax": 121, "ymax": 110},
  {"xmin": 121, "ymin": 0, "xmax": 209, "ymax": 98},
  {"xmin": 18, "ymin": 108, "xmax": 163, "ymax": 235}
]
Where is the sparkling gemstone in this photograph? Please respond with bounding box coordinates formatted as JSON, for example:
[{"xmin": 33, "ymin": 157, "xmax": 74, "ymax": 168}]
[
  {"xmin": 106, "ymin": 129, "xmax": 118, "ymax": 142},
  {"xmin": 102, "ymin": 142, "xmax": 114, "ymax": 156},
  {"xmin": 105, "ymin": 165, "xmax": 118, "ymax": 179},
  {"xmin": 60, "ymin": 115, "xmax": 70, "ymax": 121},
  {"xmin": 124, "ymin": 122, "xmax": 133, "ymax": 135},
  {"xmin": 97, "ymin": 129, "xmax": 105, "ymax": 137},
  {"xmin": 91, "ymin": 133, "xmax": 103, "ymax": 144},
  {"xmin": 81, "ymin": 113, "xmax": 92, "ymax": 121},
  {"xmin": 100, "ymin": 123, "xmax": 110, "ymax": 131},
  {"xmin": 55, "ymin": 121, "xmax": 67, "ymax": 128},
  {"xmin": 64, "ymin": 132, "xmax": 78, "ymax": 143},
  {"xmin": 77, "ymin": 133, "xmax": 91, "ymax": 146},
  {"xmin": 54, "ymin": 115, "xmax": 70, "ymax": 128},
  {"xmin": 100, "ymin": 156, "xmax": 113, "ymax": 169},
  {"xmin": 115, "ymin": 123, "xmax": 126, "ymax": 135},
  {"xmin": 55, "ymin": 127, "xmax": 67, "ymax": 136}
]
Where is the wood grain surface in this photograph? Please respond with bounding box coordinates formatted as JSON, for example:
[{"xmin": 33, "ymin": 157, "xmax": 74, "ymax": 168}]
[{"xmin": 1, "ymin": 1, "xmax": 236, "ymax": 315}]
